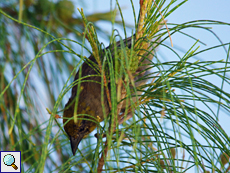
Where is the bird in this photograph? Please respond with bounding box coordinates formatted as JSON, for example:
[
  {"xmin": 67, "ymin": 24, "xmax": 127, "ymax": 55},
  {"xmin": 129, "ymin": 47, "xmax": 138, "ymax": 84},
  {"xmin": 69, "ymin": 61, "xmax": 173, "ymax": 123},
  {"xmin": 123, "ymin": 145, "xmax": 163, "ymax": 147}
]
[{"xmin": 63, "ymin": 34, "xmax": 154, "ymax": 156}]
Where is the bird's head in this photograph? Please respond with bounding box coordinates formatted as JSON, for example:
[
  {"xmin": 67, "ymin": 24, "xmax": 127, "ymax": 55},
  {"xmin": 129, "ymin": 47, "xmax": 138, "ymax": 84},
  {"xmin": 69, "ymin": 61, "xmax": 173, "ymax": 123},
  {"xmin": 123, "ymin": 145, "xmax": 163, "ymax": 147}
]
[{"xmin": 63, "ymin": 100, "xmax": 99, "ymax": 155}]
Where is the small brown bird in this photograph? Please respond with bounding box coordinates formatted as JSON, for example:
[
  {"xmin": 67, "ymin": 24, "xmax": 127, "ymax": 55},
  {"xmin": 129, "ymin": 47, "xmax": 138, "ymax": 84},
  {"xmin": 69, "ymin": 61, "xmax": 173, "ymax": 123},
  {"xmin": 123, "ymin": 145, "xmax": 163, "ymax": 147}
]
[{"xmin": 63, "ymin": 34, "xmax": 154, "ymax": 155}]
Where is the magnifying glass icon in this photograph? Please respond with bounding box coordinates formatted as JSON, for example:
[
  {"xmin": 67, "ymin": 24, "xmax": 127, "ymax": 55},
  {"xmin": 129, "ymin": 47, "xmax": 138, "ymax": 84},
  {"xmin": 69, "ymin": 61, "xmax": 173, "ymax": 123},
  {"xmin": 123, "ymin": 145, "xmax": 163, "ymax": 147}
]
[{"xmin": 3, "ymin": 154, "xmax": 18, "ymax": 170}]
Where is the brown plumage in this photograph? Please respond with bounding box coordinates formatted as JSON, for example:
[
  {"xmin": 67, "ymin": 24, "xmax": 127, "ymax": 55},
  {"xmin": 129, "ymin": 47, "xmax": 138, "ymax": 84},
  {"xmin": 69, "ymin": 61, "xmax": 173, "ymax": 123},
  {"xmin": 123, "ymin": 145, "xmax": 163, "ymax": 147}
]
[{"xmin": 63, "ymin": 35, "xmax": 154, "ymax": 155}]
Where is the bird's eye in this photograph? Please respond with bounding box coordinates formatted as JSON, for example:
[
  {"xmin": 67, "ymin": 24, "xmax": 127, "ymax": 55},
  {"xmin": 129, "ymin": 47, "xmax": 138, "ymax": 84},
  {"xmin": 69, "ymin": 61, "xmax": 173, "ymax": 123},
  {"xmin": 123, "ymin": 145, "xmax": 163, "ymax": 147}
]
[{"xmin": 79, "ymin": 127, "xmax": 84, "ymax": 132}]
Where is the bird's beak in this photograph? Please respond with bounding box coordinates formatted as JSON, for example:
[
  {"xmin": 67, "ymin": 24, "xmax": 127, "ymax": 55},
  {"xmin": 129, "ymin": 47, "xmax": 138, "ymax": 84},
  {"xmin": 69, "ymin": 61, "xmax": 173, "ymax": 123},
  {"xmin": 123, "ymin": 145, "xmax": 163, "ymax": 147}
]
[{"xmin": 70, "ymin": 135, "xmax": 84, "ymax": 156}]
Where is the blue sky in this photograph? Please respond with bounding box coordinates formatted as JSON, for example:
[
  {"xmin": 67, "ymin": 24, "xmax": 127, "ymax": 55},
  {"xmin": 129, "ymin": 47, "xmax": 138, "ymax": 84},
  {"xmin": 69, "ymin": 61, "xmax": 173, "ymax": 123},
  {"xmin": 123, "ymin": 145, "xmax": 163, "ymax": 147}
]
[{"xmin": 83, "ymin": 0, "xmax": 230, "ymax": 63}]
